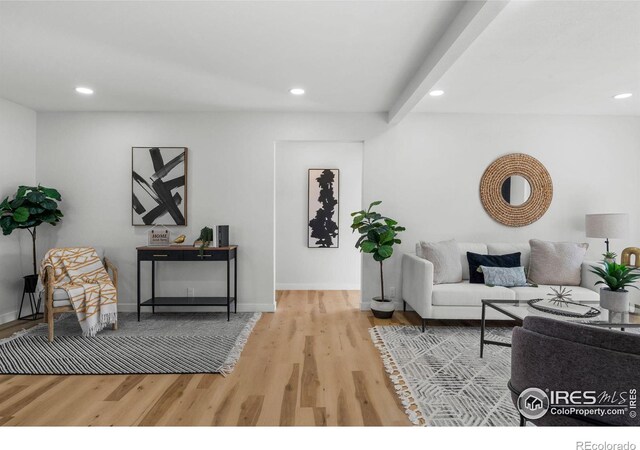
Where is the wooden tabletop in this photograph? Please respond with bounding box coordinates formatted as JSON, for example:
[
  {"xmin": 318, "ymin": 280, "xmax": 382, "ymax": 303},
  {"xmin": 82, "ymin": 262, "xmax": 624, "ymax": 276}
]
[{"xmin": 137, "ymin": 245, "xmax": 237, "ymax": 251}]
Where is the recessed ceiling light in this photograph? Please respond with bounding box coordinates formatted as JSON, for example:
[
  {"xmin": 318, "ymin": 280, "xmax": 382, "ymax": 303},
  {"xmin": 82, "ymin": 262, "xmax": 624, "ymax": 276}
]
[
  {"xmin": 75, "ymin": 86, "xmax": 94, "ymax": 95},
  {"xmin": 613, "ymin": 93, "xmax": 632, "ymax": 100},
  {"xmin": 289, "ymin": 88, "xmax": 305, "ymax": 96},
  {"xmin": 429, "ymin": 89, "xmax": 445, "ymax": 97}
]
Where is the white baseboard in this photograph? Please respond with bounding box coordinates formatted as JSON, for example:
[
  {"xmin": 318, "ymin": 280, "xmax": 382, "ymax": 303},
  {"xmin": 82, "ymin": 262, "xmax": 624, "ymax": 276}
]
[
  {"xmin": 0, "ymin": 310, "xmax": 18, "ymax": 326},
  {"xmin": 276, "ymin": 283, "xmax": 360, "ymax": 291},
  {"xmin": 116, "ymin": 302, "xmax": 275, "ymax": 313}
]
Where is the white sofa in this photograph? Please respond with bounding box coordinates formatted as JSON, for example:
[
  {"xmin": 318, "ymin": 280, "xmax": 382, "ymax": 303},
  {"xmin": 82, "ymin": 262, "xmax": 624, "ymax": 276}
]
[{"xmin": 401, "ymin": 242, "xmax": 601, "ymax": 331}]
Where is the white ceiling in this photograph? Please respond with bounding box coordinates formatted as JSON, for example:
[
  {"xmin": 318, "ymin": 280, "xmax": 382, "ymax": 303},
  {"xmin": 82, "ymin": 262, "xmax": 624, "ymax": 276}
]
[
  {"xmin": 415, "ymin": 1, "xmax": 640, "ymax": 115},
  {"xmin": 0, "ymin": 1, "xmax": 638, "ymax": 116},
  {"xmin": 0, "ymin": 1, "xmax": 464, "ymax": 112}
]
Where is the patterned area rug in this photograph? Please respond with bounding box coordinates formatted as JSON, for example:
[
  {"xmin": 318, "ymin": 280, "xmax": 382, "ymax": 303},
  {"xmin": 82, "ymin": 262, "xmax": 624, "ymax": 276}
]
[
  {"xmin": 0, "ymin": 312, "xmax": 260, "ymax": 375},
  {"xmin": 370, "ymin": 325, "xmax": 519, "ymax": 426}
]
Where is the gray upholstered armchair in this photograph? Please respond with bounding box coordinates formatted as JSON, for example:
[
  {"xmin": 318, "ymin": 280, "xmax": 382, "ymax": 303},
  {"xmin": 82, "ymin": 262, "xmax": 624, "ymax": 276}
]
[{"xmin": 510, "ymin": 316, "xmax": 640, "ymax": 426}]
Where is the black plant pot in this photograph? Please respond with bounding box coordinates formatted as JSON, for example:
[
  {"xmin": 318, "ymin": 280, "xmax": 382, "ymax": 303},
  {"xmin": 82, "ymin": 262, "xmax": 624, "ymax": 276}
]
[
  {"xmin": 23, "ymin": 274, "xmax": 38, "ymax": 294},
  {"xmin": 371, "ymin": 296, "xmax": 395, "ymax": 319}
]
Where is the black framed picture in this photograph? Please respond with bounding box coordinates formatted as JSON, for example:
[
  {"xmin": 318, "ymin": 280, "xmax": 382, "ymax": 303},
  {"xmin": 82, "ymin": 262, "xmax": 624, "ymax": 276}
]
[
  {"xmin": 308, "ymin": 168, "xmax": 339, "ymax": 248},
  {"xmin": 132, "ymin": 147, "xmax": 188, "ymax": 226}
]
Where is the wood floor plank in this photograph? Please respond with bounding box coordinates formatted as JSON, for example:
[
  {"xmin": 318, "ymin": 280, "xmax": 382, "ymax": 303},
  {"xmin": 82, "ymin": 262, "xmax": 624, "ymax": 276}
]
[
  {"xmin": 300, "ymin": 336, "xmax": 320, "ymax": 408},
  {"xmin": 0, "ymin": 385, "xmax": 28, "ymax": 405},
  {"xmin": 313, "ymin": 407, "xmax": 327, "ymax": 426},
  {"xmin": 237, "ymin": 395, "xmax": 264, "ymax": 426},
  {"xmin": 105, "ymin": 375, "xmax": 146, "ymax": 401},
  {"xmin": 138, "ymin": 374, "xmax": 194, "ymax": 426},
  {"xmin": 0, "ymin": 377, "xmax": 66, "ymax": 417},
  {"xmin": 279, "ymin": 363, "xmax": 300, "ymax": 426},
  {"xmin": 352, "ymin": 370, "xmax": 382, "ymax": 426}
]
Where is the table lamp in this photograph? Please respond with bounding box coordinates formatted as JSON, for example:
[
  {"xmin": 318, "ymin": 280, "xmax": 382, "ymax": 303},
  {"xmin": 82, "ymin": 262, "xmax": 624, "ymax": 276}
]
[{"xmin": 585, "ymin": 213, "xmax": 629, "ymax": 253}]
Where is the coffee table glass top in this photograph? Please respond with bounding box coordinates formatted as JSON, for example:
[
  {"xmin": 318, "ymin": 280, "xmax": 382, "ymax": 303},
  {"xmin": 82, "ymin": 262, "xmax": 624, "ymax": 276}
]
[{"xmin": 482, "ymin": 299, "xmax": 640, "ymax": 328}]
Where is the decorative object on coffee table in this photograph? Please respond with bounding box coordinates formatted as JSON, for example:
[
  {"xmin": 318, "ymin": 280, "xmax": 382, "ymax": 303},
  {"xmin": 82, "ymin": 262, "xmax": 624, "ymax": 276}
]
[
  {"xmin": 479, "ymin": 153, "xmax": 553, "ymax": 227},
  {"xmin": 173, "ymin": 234, "xmax": 186, "ymax": 244},
  {"xmin": 546, "ymin": 286, "xmax": 572, "ymax": 307},
  {"xmin": 589, "ymin": 261, "xmax": 640, "ymax": 313},
  {"xmin": 132, "ymin": 147, "xmax": 187, "ymax": 226},
  {"xmin": 351, "ymin": 200, "xmax": 405, "ymax": 319},
  {"xmin": 585, "ymin": 213, "xmax": 629, "ymax": 253},
  {"xmin": 527, "ymin": 298, "xmax": 600, "ymax": 318}
]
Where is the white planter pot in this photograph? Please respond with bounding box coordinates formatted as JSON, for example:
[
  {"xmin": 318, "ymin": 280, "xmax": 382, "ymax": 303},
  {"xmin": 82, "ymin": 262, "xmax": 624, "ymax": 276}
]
[
  {"xmin": 599, "ymin": 288, "xmax": 629, "ymax": 313},
  {"xmin": 371, "ymin": 296, "xmax": 395, "ymax": 319}
]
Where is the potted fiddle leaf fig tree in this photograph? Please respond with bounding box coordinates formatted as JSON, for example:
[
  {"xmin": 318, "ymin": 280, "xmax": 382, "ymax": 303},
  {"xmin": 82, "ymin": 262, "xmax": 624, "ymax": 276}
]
[
  {"xmin": 0, "ymin": 185, "xmax": 63, "ymax": 292},
  {"xmin": 589, "ymin": 261, "xmax": 640, "ymax": 313},
  {"xmin": 351, "ymin": 201, "xmax": 405, "ymax": 318}
]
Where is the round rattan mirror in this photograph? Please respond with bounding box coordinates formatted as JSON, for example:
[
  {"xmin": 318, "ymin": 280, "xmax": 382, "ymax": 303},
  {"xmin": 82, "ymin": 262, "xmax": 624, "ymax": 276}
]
[{"xmin": 479, "ymin": 153, "xmax": 552, "ymax": 227}]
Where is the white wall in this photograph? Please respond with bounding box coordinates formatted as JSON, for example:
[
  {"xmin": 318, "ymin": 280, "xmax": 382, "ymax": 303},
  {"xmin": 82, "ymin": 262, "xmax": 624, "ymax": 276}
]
[
  {"xmin": 35, "ymin": 113, "xmax": 387, "ymax": 312},
  {"xmin": 0, "ymin": 98, "xmax": 37, "ymax": 324},
  {"xmin": 275, "ymin": 141, "xmax": 363, "ymax": 290},
  {"xmin": 362, "ymin": 113, "xmax": 640, "ymax": 308}
]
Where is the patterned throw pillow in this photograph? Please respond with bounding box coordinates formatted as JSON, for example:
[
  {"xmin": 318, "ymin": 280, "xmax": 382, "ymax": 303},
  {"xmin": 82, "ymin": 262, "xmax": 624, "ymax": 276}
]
[{"xmin": 480, "ymin": 266, "xmax": 527, "ymax": 287}]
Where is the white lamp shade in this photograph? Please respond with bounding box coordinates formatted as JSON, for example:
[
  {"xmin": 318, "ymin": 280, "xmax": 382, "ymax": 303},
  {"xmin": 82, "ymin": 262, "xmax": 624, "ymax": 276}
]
[{"xmin": 585, "ymin": 213, "xmax": 629, "ymax": 239}]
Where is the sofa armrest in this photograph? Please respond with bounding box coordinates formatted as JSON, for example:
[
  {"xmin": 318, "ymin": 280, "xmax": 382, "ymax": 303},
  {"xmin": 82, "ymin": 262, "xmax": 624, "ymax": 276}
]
[
  {"xmin": 401, "ymin": 253, "xmax": 434, "ymax": 319},
  {"xmin": 581, "ymin": 260, "xmax": 602, "ymax": 293}
]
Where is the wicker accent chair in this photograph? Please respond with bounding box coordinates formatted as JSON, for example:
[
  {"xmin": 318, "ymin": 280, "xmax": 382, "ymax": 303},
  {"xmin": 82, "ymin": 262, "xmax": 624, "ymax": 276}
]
[{"xmin": 42, "ymin": 253, "xmax": 118, "ymax": 342}]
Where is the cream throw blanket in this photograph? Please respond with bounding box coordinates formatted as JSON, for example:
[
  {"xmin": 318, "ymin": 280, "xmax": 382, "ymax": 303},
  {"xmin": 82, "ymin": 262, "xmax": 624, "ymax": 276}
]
[{"xmin": 40, "ymin": 247, "xmax": 118, "ymax": 337}]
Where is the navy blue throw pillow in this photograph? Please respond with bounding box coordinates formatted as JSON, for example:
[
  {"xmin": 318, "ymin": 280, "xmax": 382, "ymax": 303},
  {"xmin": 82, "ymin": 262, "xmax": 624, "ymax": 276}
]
[{"xmin": 467, "ymin": 252, "xmax": 521, "ymax": 284}]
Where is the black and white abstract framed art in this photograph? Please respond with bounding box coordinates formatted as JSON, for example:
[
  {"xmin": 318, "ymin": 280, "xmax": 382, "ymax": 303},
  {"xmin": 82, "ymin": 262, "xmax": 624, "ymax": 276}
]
[
  {"xmin": 132, "ymin": 147, "xmax": 188, "ymax": 226},
  {"xmin": 308, "ymin": 168, "xmax": 339, "ymax": 248}
]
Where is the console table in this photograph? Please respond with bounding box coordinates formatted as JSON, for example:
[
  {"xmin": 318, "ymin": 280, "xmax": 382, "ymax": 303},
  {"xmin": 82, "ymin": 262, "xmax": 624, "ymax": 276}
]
[{"xmin": 136, "ymin": 245, "xmax": 238, "ymax": 321}]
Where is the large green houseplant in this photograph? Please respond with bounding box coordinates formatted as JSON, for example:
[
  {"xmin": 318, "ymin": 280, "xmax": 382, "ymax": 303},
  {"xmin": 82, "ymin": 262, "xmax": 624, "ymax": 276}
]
[
  {"xmin": 589, "ymin": 261, "xmax": 640, "ymax": 313},
  {"xmin": 0, "ymin": 185, "xmax": 63, "ymax": 283},
  {"xmin": 351, "ymin": 201, "xmax": 405, "ymax": 318}
]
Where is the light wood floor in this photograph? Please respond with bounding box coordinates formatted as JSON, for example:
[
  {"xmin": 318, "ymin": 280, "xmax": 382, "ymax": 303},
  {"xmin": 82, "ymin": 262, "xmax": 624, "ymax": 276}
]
[{"xmin": 0, "ymin": 290, "xmax": 425, "ymax": 426}]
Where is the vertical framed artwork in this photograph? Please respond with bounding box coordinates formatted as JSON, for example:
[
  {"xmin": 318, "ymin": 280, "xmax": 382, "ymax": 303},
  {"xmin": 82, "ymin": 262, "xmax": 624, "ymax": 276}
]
[
  {"xmin": 132, "ymin": 147, "xmax": 188, "ymax": 226},
  {"xmin": 308, "ymin": 168, "xmax": 339, "ymax": 248}
]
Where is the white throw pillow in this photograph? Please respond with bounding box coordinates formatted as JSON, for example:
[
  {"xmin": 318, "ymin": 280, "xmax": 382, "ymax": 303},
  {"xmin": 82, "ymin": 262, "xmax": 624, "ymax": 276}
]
[
  {"xmin": 528, "ymin": 239, "xmax": 588, "ymax": 286},
  {"xmin": 420, "ymin": 239, "xmax": 463, "ymax": 284}
]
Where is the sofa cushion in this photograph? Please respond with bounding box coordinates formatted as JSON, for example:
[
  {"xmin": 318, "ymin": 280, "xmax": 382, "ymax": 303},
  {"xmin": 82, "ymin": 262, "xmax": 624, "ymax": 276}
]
[
  {"xmin": 467, "ymin": 252, "xmax": 521, "ymax": 283},
  {"xmin": 487, "ymin": 243, "xmax": 531, "ymax": 271},
  {"xmin": 420, "ymin": 239, "xmax": 462, "ymax": 284},
  {"xmin": 432, "ymin": 280, "xmax": 515, "ymax": 306},
  {"xmin": 528, "ymin": 239, "xmax": 588, "ymax": 286},
  {"xmin": 509, "ymin": 284, "xmax": 599, "ymax": 302},
  {"xmin": 457, "ymin": 243, "xmax": 488, "ymax": 280},
  {"xmin": 481, "ymin": 266, "xmax": 527, "ymax": 287}
]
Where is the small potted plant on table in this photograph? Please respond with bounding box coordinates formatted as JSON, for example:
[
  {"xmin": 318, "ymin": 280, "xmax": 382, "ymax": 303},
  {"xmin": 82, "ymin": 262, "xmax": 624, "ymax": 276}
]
[
  {"xmin": 351, "ymin": 201, "xmax": 405, "ymax": 319},
  {"xmin": 589, "ymin": 261, "xmax": 640, "ymax": 313}
]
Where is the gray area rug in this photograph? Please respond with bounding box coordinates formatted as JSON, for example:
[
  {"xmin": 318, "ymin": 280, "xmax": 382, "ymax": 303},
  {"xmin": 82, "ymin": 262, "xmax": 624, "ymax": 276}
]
[
  {"xmin": 0, "ymin": 312, "xmax": 260, "ymax": 375},
  {"xmin": 370, "ymin": 325, "xmax": 519, "ymax": 427}
]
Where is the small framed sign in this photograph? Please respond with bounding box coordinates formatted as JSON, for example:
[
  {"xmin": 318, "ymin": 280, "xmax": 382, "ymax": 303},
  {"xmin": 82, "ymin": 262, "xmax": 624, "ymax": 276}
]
[{"xmin": 148, "ymin": 225, "xmax": 171, "ymax": 246}]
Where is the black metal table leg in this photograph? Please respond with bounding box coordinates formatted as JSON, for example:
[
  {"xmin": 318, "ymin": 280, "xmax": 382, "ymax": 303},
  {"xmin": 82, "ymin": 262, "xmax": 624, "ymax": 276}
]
[
  {"xmin": 234, "ymin": 249, "xmax": 237, "ymax": 314},
  {"xmin": 480, "ymin": 302, "xmax": 486, "ymax": 358},
  {"xmin": 226, "ymin": 253, "xmax": 231, "ymax": 321},
  {"xmin": 137, "ymin": 258, "xmax": 141, "ymax": 321},
  {"xmin": 151, "ymin": 260, "xmax": 156, "ymax": 314}
]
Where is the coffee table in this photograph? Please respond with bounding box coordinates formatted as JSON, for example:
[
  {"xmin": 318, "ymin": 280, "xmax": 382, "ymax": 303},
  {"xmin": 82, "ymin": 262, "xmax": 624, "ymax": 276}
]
[{"xmin": 480, "ymin": 299, "xmax": 640, "ymax": 358}]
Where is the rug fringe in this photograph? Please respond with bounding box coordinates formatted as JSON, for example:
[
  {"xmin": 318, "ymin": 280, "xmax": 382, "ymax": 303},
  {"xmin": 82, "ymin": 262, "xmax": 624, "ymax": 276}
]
[
  {"xmin": 369, "ymin": 326, "xmax": 427, "ymax": 426},
  {"xmin": 219, "ymin": 312, "xmax": 262, "ymax": 377}
]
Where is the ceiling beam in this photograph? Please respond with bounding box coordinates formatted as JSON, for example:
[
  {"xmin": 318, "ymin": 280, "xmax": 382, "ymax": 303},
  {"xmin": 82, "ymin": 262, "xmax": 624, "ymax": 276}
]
[{"xmin": 387, "ymin": 0, "xmax": 509, "ymax": 124}]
